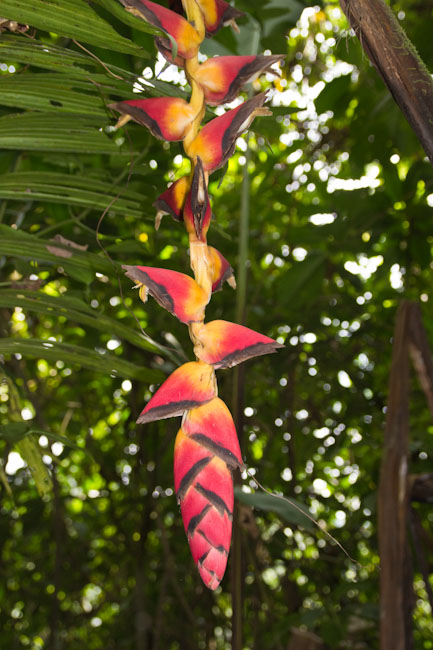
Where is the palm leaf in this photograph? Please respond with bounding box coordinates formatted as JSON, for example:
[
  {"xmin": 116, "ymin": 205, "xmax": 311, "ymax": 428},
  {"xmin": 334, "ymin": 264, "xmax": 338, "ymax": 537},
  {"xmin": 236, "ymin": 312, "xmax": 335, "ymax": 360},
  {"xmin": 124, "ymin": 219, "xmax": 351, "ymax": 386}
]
[
  {"xmin": 0, "ymin": 337, "xmax": 163, "ymax": 382},
  {"xmin": 0, "ymin": 224, "xmax": 116, "ymax": 277},
  {"xmin": 0, "ymin": 289, "xmax": 161, "ymax": 353},
  {"xmin": 0, "ymin": 172, "xmax": 152, "ymax": 217},
  {"xmin": 0, "ymin": 113, "xmax": 121, "ymax": 154},
  {"xmin": 0, "ymin": 34, "xmax": 101, "ymax": 76},
  {"xmin": 0, "ymin": 74, "xmax": 116, "ymax": 116},
  {"xmin": 0, "ymin": 0, "xmax": 152, "ymax": 56}
]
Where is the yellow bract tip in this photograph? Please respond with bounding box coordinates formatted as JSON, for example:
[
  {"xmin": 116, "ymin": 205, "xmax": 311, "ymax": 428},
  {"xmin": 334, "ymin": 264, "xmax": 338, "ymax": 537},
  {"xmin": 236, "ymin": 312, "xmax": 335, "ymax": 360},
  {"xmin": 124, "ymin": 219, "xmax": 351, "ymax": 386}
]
[
  {"xmin": 154, "ymin": 211, "xmax": 164, "ymax": 231},
  {"xmin": 138, "ymin": 285, "xmax": 149, "ymax": 303},
  {"xmin": 115, "ymin": 114, "xmax": 132, "ymax": 129},
  {"xmin": 230, "ymin": 19, "xmax": 240, "ymax": 33}
]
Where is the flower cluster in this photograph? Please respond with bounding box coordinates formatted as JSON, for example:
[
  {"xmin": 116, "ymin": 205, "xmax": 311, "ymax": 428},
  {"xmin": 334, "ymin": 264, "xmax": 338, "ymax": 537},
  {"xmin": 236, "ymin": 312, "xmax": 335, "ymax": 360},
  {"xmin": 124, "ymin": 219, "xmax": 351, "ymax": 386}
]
[{"xmin": 111, "ymin": 0, "xmax": 284, "ymax": 590}]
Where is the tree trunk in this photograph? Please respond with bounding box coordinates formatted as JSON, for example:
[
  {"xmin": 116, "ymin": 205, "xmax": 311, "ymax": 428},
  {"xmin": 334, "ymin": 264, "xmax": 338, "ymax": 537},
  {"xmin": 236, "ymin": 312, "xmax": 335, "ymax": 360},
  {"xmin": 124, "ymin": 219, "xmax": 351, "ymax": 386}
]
[
  {"xmin": 378, "ymin": 302, "xmax": 412, "ymax": 650},
  {"xmin": 339, "ymin": 0, "xmax": 433, "ymax": 165}
]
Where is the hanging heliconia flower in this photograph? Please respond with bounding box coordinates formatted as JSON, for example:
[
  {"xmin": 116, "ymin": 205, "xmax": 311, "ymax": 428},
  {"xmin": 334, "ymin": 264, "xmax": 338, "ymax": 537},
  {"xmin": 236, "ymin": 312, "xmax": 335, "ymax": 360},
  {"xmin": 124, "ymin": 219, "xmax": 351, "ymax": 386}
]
[{"xmin": 112, "ymin": 0, "xmax": 284, "ymax": 590}]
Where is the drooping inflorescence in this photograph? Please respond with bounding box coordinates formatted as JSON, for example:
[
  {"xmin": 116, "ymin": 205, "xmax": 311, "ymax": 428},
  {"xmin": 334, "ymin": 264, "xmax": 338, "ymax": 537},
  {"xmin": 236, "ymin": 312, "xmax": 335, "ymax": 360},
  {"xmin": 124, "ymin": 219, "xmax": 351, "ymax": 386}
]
[{"xmin": 111, "ymin": 0, "xmax": 284, "ymax": 590}]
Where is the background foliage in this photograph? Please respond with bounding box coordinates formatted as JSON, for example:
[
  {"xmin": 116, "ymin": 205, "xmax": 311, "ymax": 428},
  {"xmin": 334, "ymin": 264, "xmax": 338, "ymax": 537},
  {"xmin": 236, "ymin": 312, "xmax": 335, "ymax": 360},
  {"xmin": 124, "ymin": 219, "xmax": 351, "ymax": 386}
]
[{"xmin": 1, "ymin": 0, "xmax": 433, "ymax": 648}]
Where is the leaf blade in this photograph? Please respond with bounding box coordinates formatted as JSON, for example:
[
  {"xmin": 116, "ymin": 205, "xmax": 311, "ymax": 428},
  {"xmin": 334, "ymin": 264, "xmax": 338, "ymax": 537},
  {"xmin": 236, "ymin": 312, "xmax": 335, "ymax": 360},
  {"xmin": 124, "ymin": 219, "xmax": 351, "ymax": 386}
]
[
  {"xmin": 0, "ymin": 338, "xmax": 163, "ymax": 382},
  {"xmin": 0, "ymin": 113, "xmax": 120, "ymax": 154},
  {"xmin": 234, "ymin": 487, "xmax": 314, "ymax": 529},
  {"xmin": 0, "ymin": 289, "xmax": 160, "ymax": 353},
  {"xmin": 0, "ymin": 0, "xmax": 151, "ymax": 56}
]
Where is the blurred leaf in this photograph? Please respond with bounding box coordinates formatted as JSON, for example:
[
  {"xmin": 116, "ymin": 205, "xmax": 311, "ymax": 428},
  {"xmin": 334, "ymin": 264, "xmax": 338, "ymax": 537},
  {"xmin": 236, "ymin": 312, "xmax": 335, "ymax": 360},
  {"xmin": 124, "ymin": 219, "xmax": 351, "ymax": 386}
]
[
  {"xmin": 235, "ymin": 487, "xmax": 315, "ymax": 529},
  {"xmin": 0, "ymin": 172, "xmax": 149, "ymax": 217},
  {"xmin": 0, "ymin": 289, "xmax": 160, "ymax": 353},
  {"xmin": 16, "ymin": 436, "xmax": 52, "ymax": 497},
  {"xmin": 0, "ymin": 423, "xmax": 85, "ymax": 454},
  {"xmin": 0, "ymin": 463, "xmax": 13, "ymax": 498},
  {"xmin": 0, "ymin": 338, "xmax": 163, "ymax": 382},
  {"xmin": 278, "ymin": 251, "xmax": 327, "ymax": 309},
  {"xmin": 30, "ymin": 429, "xmax": 87, "ymax": 453},
  {"xmin": 315, "ymin": 74, "xmax": 352, "ymax": 116},
  {"xmin": 409, "ymin": 234, "xmax": 431, "ymax": 269},
  {"xmin": 381, "ymin": 162, "xmax": 402, "ymax": 202},
  {"xmin": 0, "ymin": 422, "xmax": 30, "ymax": 442}
]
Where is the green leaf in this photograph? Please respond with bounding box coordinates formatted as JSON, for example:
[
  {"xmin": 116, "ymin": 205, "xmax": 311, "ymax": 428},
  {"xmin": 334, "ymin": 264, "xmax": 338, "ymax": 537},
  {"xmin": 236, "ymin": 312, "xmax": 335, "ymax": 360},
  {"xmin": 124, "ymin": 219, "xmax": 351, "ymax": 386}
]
[
  {"xmin": 0, "ymin": 172, "xmax": 150, "ymax": 217},
  {"xmin": 315, "ymin": 74, "xmax": 352, "ymax": 116},
  {"xmin": 0, "ymin": 74, "xmax": 110, "ymax": 116},
  {"xmin": 91, "ymin": 0, "xmax": 162, "ymax": 36},
  {"xmin": 314, "ymin": 75, "xmax": 352, "ymax": 117},
  {"xmin": 0, "ymin": 34, "xmax": 100, "ymax": 75},
  {"xmin": 0, "ymin": 0, "xmax": 150, "ymax": 56},
  {"xmin": 0, "ymin": 35, "xmax": 153, "ymax": 89},
  {"xmin": 0, "ymin": 290, "xmax": 160, "ymax": 353},
  {"xmin": 0, "ymin": 422, "xmax": 30, "ymax": 442},
  {"xmin": 17, "ymin": 436, "xmax": 52, "ymax": 497},
  {"xmin": 0, "ymin": 224, "xmax": 115, "ymax": 277},
  {"xmin": 0, "ymin": 113, "xmax": 119, "ymax": 154},
  {"xmin": 0, "ymin": 463, "xmax": 13, "ymax": 499},
  {"xmin": 28, "ymin": 429, "xmax": 87, "ymax": 453},
  {"xmin": 278, "ymin": 250, "xmax": 327, "ymax": 309},
  {"xmin": 0, "ymin": 423, "xmax": 84, "ymax": 454},
  {"xmin": 0, "ymin": 338, "xmax": 163, "ymax": 382},
  {"xmin": 234, "ymin": 487, "xmax": 315, "ymax": 530}
]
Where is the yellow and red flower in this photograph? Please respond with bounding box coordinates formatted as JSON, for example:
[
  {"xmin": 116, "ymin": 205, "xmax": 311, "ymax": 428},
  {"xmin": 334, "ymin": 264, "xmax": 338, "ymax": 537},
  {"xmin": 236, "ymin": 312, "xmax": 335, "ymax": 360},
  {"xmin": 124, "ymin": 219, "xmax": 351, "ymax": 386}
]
[
  {"xmin": 175, "ymin": 436, "xmax": 233, "ymax": 589},
  {"xmin": 207, "ymin": 246, "xmax": 236, "ymax": 292},
  {"xmin": 182, "ymin": 398, "xmax": 243, "ymax": 468},
  {"xmin": 109, "ymin": 97, "xmax": 198, "ymax": 141},
  {"xmin": 115, "ymin": 0, "xmax": 284, "ymax": 590},
  {"xmin": 185, "ymin": 93, "xmax": 270, "ymax": 171},
  {"xmin": 153, "ymin": 175, "xmax": 190, "ymax": 227},
  {"xmin": 137, "ymin": 361, "xmax": 216, "ymax": 423},
  {"xmin": 123, "ymin": 265, "xmax": 209, "ymax": 323},
  {"xmin": 195, "ymin": 55, "xmax": 284, "ymax": 105},
  {"xmin": 195, "ymin": 0, "xmax": 244, "ymax": 35},
  {"xmin": 174, "ymin": 396, "xmax": 242, "ymax": 590},
  {"xmin": 119, "ymin": 0, "xmax": 201, "ymax": 59},
  {"xmin": 193, "ymin": 320, "xmax": 284, "ymax": 368}
]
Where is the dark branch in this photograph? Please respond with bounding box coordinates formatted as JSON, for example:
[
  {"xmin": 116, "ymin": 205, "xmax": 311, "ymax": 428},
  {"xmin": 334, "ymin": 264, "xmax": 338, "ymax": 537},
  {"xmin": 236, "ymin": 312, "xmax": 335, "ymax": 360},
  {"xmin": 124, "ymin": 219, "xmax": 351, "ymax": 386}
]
[{"xmin": 340, "ymin": 0, "xmax": 433, "ymax": 164}]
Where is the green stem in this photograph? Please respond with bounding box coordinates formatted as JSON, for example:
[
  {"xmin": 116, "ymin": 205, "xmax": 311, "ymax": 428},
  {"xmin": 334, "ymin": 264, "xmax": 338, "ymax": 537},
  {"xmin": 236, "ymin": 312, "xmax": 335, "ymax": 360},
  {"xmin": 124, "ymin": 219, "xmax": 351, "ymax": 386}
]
[
  {"xmin": 231, "ymin": 135, "xmax": 252, "ymax": 650},
  {"xmin": 230, "ymin": 17, "xmax": 260, "ymax": 639},
  {"xmin": 235, "ymin": 140, "xmax": 251, "ymax": 326}
]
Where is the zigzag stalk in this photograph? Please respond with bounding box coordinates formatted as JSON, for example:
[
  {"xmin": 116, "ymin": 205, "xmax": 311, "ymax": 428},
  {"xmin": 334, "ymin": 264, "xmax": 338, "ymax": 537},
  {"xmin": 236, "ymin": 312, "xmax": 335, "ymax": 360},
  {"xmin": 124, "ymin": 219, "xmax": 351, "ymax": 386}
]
[{"xmin": 111, "ymin": 0, "xmax": 284, "ymax": 590}]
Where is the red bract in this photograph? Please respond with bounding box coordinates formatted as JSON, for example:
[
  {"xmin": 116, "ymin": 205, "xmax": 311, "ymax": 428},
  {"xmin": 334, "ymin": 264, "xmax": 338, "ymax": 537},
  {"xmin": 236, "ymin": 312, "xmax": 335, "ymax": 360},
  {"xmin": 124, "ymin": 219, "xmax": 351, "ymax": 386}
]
[
  {"xmin": 194, "ymin": 320, "xmax": 284, "ymax": 368},
  {"xmin": 122, "ymin": 265, "xmax": 209, "ymax": 323},
  {"xmin": 137, "ymin": 361, "xmax": 216, "ymax": 423},
  {"xmin": 109, "ymin": 97, "xmax": 197, "ymax": 141},
  {"xmin": 195, "ymin": 0, "xmax": 244, "ymax": 35},
  {"xmin": 182, "ymin": 398, "xmax": 243, "ymax": 468},
  {"xmin": 207, "ymin": 246, "xmax": 236, "ymax": 292},
  {"xmin": 174, "ymin": 429, "xmax": 234, "ymax": 590},
  {"xmin": 153, "ymin": 175, "xmax": 190, "ymax": 227},
  {"xmin": 119, "ymin": 0, "xmax": 201, "ymax": 59},
  {"xmin": 186, "ymin": 93, "xmax": 270, "ymax": 171},
  {"xmin": 196, "ymin": 55, "xmax": 284, "ymax": 105}
]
